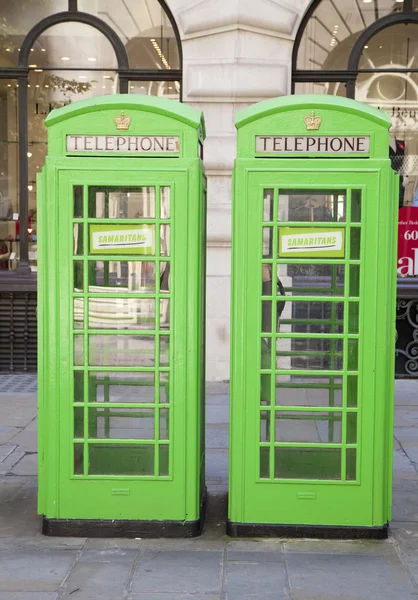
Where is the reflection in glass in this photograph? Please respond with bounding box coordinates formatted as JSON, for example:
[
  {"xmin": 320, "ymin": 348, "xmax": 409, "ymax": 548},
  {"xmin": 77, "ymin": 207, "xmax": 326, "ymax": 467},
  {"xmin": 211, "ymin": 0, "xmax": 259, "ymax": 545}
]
[
  {"xmin": 160, "ymin": 299, "xmax": 170, "ymax": 328},
  {"xmin": 89, "ymin": 371, "xmax": 155, "ymax": 404},
  {"xmin": 262, "ymin": 227, "xmax": 273, "ymax": 257},
  {"xmin": 74, "ymin": 371, "xmax": 84, "ymax": 403},
  {"xmin": 160, "ymin": 335, "xmax": 170, "ymax": 366},
  {"xmin": 348, "ymin": 302, "xmax": 360, "ymax": 334},
  {"xmin": 88, "ymin": 444, "xmax": 154, "ymax": 475},
  {"xmin": 276, "ymin": 336, "xmax": 344, "ymax": 371},
  {"xmin": 89, "ymin": 187, "xmax": 155, "ymax": 219},
  {"xmin": 74, "ymin": 407, "xmax": 84, "ymax": 438},
  {"xmin": 260, "ymin": 447, "xmax": 270, "ymax": 479},
  {"xmin": 351, "ymin": 190, "xmax": 362, "ymax": 223},
  {"xmin": 350, "ymin": 228, "xmax": 361, "ymax": 260},
  {"xmin": 74, "ymin": 223, "xmax": 83, "ymax": 255},
  {"xmin": 88, "ymin": 335, "xmax": 155, "ymax": 367},
  {"xmin": 347, "ymin": 375, "xmax": 358, "ymax": 407},
  {"xmin": 88, "ymin": 298, "xmax": 155, "ymax": 330},
  {"xmin": 159, "ymin": 444, "xmax": 170, "ymax": 476},
  {"xmin": 73, "ymin": 186, "xmax": 83, "ymax": 218},
  {"xmin": 347, "ymin": 448, "xmax": 357, "ymax": 481},
  {"xmin": 263, "ymin": 188, "xmax": 274, "ymax": 222},
  {"xmin": 160, "ymin": 374, "xmax": 170, "ymax": 404},
  {"xmin": 348, "ymin": 339, "xmax": 359, "ymax": 371},
  {"xmin": 74, "ymin": 261, "xmax": 83, "ymax": 292},
  {"xmin": 74, "ymin": 335, "xmax": 84, "ymax": 366},
  {"xmin": 159, "ymin": 408, "xmax": 169, "ymax": 440},
  {"xmin": 347, "ymin": 412, "xmax": 357, "ymax": 443},
  {"xmin": 279, "ymin": 190, "xmax": 346, "ymax": 223},
  {"xmin": 275, "ymin": 411, "xmax": 342, "ymax": 443},
  {"xmin": 260, "ymin": 410, "xmax": 270, "ymax": 442},
  {"xmin": 74, "ymin": 298, "xmax": 84, "ymax": 329},
  {"xmin": 261, "ymin": 373, "xmax": 271, "ymax": 406},
  {"xmin": 161, "ymin": 187, "xmax": 170, "ymax": 219},
  {"xmin": 160, "ymin": 224, "xmax": 170, "ymax": 256},
  {"xmin": 349, "ymin": 265, "xmax": 360, "ymax": 297},
  {"xmin": 129, "ymin": 80, "xmax": 181, "ymax": 100},
  {"xmin": 88, "ymin": 261, "xmax": 156, "ymax": 293},
  {"xmin": 275, "ymin": 375, "xmax": 343, "ymax": 407},
  {"xmin": 282, "ymin": 264, "xmax": 344, "ymax": 296},
  {"xmin": 74, "ymin": 444, "xmax": 84, "ymax": 475},
  {"xmin": 88, "ymin": 407, "xmax": 155, "ymax": 439},
  {"xmin": 274, "ymin": 447, "xmax": 341, "ymax": 480}
]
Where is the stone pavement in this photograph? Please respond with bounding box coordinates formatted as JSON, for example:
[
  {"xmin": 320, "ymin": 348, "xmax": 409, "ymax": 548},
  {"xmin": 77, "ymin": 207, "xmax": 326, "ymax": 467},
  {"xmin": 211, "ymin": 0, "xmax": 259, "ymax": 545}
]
[{"xmin": 0, "ymin": 377, "xmax": 418, "ymax": 598}]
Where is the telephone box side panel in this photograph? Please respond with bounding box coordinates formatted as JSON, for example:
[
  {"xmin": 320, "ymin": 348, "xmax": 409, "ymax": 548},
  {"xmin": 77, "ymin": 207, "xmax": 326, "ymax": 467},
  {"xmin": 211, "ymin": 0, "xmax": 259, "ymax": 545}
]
[{"xmin": 37, "ymin": 161, "xmax": 61, "ymax": 518}]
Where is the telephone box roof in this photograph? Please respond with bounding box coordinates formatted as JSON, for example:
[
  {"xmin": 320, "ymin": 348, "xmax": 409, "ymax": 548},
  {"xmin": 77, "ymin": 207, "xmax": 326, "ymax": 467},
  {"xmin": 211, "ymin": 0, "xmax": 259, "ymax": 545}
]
[
  {"xmin": 45, "ymin": 94, "xmax": 206, "ymax": 140},
  {"xmin": 235, "ymin": 94, "xmax": 391, "ymax": 130}
]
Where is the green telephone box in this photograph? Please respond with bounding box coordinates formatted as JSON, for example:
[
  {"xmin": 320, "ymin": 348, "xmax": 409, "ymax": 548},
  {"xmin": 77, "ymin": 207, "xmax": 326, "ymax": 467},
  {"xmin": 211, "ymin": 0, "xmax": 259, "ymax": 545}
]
[
  {"xmin": 37, "ymin": 95, "xmax": 206, "ymax": 537},
  {"xmin": 229, "ymin": 95, "xmax": 398, "ymax": 538}
]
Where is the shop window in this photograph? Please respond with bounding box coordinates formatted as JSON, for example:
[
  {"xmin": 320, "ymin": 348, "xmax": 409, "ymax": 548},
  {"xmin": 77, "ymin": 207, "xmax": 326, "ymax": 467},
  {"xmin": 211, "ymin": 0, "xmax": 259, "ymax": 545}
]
[
  {"xmin": 79, "ymin": 0, "xmax": 180, "ymax": 70},
  {"xmin": 0, "ymin": 0, "xmax": 68, "ymax": 67}
]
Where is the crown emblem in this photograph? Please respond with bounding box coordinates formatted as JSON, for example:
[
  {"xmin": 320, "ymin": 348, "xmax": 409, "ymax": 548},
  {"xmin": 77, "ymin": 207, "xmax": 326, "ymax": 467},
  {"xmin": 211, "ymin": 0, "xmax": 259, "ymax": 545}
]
[
  {"xmin": 304, "ymin": 110, "xmax": 322, "ymax": 131},
  {"xmin": 114, "ymin": 110, "xmax": 131, "ymax": 131}
]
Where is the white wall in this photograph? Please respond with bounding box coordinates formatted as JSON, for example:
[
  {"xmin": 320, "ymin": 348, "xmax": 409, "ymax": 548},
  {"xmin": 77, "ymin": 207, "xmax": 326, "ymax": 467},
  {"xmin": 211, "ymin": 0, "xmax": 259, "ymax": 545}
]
[{"xmin": 166, "ymin": 0, "xmax": 312, "ymax": 380}]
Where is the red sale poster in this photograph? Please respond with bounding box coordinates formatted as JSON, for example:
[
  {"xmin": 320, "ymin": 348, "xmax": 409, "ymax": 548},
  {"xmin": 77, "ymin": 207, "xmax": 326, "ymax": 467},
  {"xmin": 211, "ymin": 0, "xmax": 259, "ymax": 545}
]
[{"xmin": 398, "ymin": 207, "xmax": 418, "ymax": 276}]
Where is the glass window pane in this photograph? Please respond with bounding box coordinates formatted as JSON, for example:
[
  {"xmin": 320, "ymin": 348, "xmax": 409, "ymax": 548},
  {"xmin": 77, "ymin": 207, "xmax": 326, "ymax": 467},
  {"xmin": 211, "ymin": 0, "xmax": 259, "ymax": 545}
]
[
  {"xmin": 276, "ymin": 375, "xmax": 343, "ymax": 407},
  {"xmin": 88, "ymin": 444, "xmax": 154, "ymax": 475},
  {"xmin": 351, "ymin": 190, "xmax": 362, "ymax": 223},
  {"xmin": 350, "ymin": 228, "xmax": 361, "ymax": 260},
  {"xmin": 278, "ymin": 300, "xmax": 344, "ymax": 335},
  {"xmin": 160, "ymin": 373, "xmax": 170, "ymax": 404},
  {"xmin": 74, "ymin": 335, "xmax": 84, "ymax": 366},
  {"xmin": 349, "ymin": 265, "xmax": 360, "ymax": 297},
  {"xmin": 348, "ymin": 339, "xmax": 359, "ymax": 371},
  {"xmin": 263, "ymin": 188, "xmax": 274, "ymax": 222},
  {"xmin": 348, "ymin": 302, "xmax": 359, "ymax": 334},
  {"xmin": 88, "ymin": 261, "xmax": 156, "ymax": 293},
  {"xmin": 275, "ymin": 411, "xmax": 342, "ymax": 443},
  {"xmin": 74, "ymin": 261, "xmax": 83, "ymax": 292},
  {"xmin": 74, "ymin": 444, "xmax": 84, "ymax": 475},
  {"xmin": 88, "ymin": 298, "xmax": 155, "ymax": 330},
  {"xmin": 262, "ymin": 228, "xmax": 273, "ymax": 258},
  {"xmin": 160, "ymin": 298, "xmax": 170, "ymax": 329},
  {"xmin": 260, "ymin": 410, "xmax": 270, "ymax": 442},
  {"xmin": 261, "ymin": 373, "xmax": 271, "ymax": 406},
  {"xmin": 160, "ymin": 224, "xmax": 170, "ymax": 256},
  {"xmin": 159, "ymin": 444, "xmax": 169, "ymax": 476},
  {"xmin": 160, "ymin": 262, "xmax": 170, "ymax": 293},
  {"xmin": 128, "ymin": 81, "xmax": 180, "ymax": 100},
  {"xmin": 88, "ymin": 407, "xmax": 155, "ymax": 440},
  {"xmin": 347, "ymin": 412, "xmax": 357, "ymax": 444},
  {"xmin": 274, "ymin": 447, "xmax": 341, "ymax": 480},
  {"xmin": 282, "ymin": 264, "xmax": 345, "ymax": 297},
  {"xmin": 89, "ymin": 371, "xmax": 155, "ymax": 404},
  {"xmin": 74, "ymin": 223, "xmax": 83, "ymax": 255},
  {"xmin": 159, "ymin": 408, "xmax": 169, "ymax": 440},
  {"xmin": 347, "ymin": 375, "xmax": 358, "ymax": 408},
  {"xmin": 160, "ymin": 335, "xmax": 170, "ymax": 366},
  {"xmin": 279, "ymin": 190, "xmax": 346, "ymax": 222},
  {"xmin": 73, "ymin": 185, "xmax": 83, "ymax": 218},
  {"xmin": 88, "ymin": 334, "xmax": 155, "ymax": 367},
  {"xmin": 260, "ymin": 447, "xmax": 270, "ymax": 479},
  {"xmin": 74, "ymin": 407, "xmax": 84, "ymax": 438},
  {"xmin": 79, "ymin": 0, "xmax": 180, "ymax": 70},
  {"xmin": 74, "ymin": 298, "xmax": 84, "ymax": 329},
  {"xmin": 276, "ymin": 336, "xmax": 344, "ymax": 371},
  {"xmin": 89, "ymin": 187, "xmax": 155, "ymax": 219},
  {"xmin": 74, "ymin": 371, "xmax": 84, "ymax": 403},
  {"xmin": 346, "ymin": 448, "xmax": 357, "ymax": 481},
  {"xmin": 160, "ymin": 187, "xmax": 170, "ymax": 219}
]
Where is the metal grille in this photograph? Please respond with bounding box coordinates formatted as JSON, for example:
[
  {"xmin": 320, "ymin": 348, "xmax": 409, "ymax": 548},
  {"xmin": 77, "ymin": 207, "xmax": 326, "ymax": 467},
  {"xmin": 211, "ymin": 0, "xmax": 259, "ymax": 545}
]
[{"xmin": 0, "ymin": 292, "xmax": 37, "ymax": 373}]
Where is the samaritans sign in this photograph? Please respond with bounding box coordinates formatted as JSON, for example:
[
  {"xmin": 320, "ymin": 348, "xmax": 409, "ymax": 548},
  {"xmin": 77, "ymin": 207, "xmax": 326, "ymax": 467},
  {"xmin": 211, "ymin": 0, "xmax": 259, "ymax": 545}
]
[
  {"xmin": 279, "ymin": 227, "xmax": 345, "ymax": 258},
  {"xmin": 89, "ymin": 224, "xmax": 155, "ymax": 255}
]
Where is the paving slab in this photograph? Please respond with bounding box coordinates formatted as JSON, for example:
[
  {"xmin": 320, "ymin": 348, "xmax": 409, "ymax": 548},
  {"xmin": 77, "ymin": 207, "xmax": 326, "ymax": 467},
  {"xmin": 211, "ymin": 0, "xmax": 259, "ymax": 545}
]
[
  {"xmin": 286, "ymin": 551, "xmax": 418, "ymax": 600},
  {"xmin": 206, "ymin": 405, "xmax": 230, "ymax": 425},
  {"xmin": 224, "ymin": 561, "xmax": 288, "ymax": 597},
  {"xmin": 206, "ymin": 383, "xmax": 229, "ymax": 395},
  {"xmin": 0, "ymin": 482, "xmax": 41, "ymax": 536},
  {"xmin": 0, "ymin": 427, "xmax": 21, "ymax": 444},
  {"xmin": 10, "ymin": 453, "xmax": 38, "ymax": 476},
  {"xmin": 9, "ymin": 429, "xmax": 37, "ymax": 453},
  {"xmin": 61, "ymin": 562, "xmax": 133, "ymax": 599},
  {"xmin": 131, "ymin": 550, "xmax": 223, "ymax": 594},
  {"xmin": 283, "ymin": 538, "xmax": 395, "ymax": 555},
  {"xmin": 0, "ymin": 550, "xmax": 77, "ymax": 592},
  {"xmin": 0, "ymin": 448, "xmax": 25, "ymax": 475},
  {"xmin": 395, "ymin": 427, "xmax": 418, "ymax": 441},
  {"xmin": 393, "ymin": 447, "xmax": 418, "ymax": 472},
  {"xmin": 79, "ymin": 546, "xmax": 139, "ymax": 563},
  {"xmin": 0, "ymin": 536, "xmax": 86, "ymax": 551},
  {"xmin": 206, "ymin": 394, "xmax": 230, "ymax": 405},
  {"xmin": 206, "ymin": 424, "xmax": 229, "ymax": 449},
  {"xmin": 395, "ymin": 409, "xmax": 418, "ymax": 427},
  {"xmin": 131, "ymin": 595, "xmax": 222, "ymax": 600},
  {"xmin": 393, "ymin": 489, "xmax": 418, "ymax": 522},
  {"xmin": 0, "ymin": 594, "xmax": 58, "ymax": 600}
]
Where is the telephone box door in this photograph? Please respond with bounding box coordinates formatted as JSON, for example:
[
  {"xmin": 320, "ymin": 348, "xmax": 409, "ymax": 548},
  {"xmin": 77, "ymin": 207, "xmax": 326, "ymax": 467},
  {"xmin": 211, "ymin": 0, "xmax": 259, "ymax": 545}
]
[
  {"xmin": 50, "ymin": 168, "xmax": 191, "ymax": 521},
  {"xmin": 230, "ymin": 166, "xmax": 395, "ymax": 529}
]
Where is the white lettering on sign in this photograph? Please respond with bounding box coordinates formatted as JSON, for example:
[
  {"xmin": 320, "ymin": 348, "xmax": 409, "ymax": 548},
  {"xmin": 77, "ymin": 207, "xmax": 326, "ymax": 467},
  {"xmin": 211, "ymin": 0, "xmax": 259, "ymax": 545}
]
[
  {"xmin": 66, "ymin": 135, "xmax": 180, "ymax": 154},
  {"xmin": 255, "ymin": 136, "xmax": 370, "ymax": 154},
  {"xmin": 91, "ymin": 228, "xmax": 153, "ymax": 252}
]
